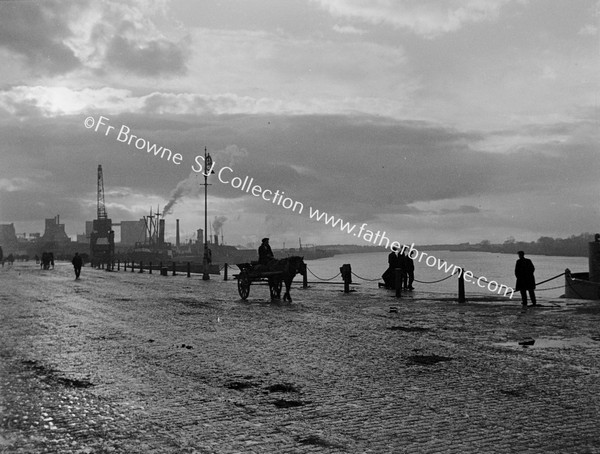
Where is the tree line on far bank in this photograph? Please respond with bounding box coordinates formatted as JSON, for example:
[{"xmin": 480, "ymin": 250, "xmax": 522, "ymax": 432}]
[{"xmin": 446, "ymin": 233, "xmax": 596, "ymax": 257}]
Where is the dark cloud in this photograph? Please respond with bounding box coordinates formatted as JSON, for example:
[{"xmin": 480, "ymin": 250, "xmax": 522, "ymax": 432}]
[
  {"xmin": 2, "ymin": 188, "xmax": 89, "ymax": 224},
  {"xmin": 1, "ymin": 111, "xmax": 598, "ymax": 242},
  {"xmin": 0, "ymin": 1, "xmax": 81, "ymax": 74},
  {"xmin": 123, "ymin": 112, "xmax": 599, "ymax": 212}
]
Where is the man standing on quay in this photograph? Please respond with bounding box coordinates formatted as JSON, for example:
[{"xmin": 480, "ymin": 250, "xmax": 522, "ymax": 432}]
[
  {"xmin": 72, "ymin": 252, "xmax": 83, "ymax": 280},
  {"xmin": 515, "ymin": 251, "xmax": 536, "ymax": 306},
  {"xmin": 383, "ymin": 246, "xmax": 399, "ymax": 289}
]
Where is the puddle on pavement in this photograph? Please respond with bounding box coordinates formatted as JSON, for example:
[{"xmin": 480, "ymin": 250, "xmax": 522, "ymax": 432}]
[{"xmin": 494, "ymin": 336, "xmax": 599, "ymax": 349}]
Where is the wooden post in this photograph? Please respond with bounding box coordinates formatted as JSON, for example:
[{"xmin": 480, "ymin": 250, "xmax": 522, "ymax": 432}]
[
  {"xmin": 131, "ymin": 261, "xmax": 135, "ymax": 273},
  {"xmin": 123, "ymin": 261, "xmax": 127, "ymax": 271},
  {"xmin": 117, "ymin": 260, "xmax": 120, "ymax": 271},
  {"xmin": 458, "ymin": 268, "xmax": 466, "ymax": 303},
  {"xmin": 149, "ymin": 262, "xmax": 152, "ymax": 274},
  {"xmin": 340, "ymin": 264, "xmax": 352, "ymax": 293},
  {"xmin": 303, "ymin": 268, "xmax": 308, "ymax": 288},
  {"xmin": 223, "ymin": 263, "xmax": 228, "ymax": 281},
  {"xmin": 139, "ymin": 261, "xmax": 144, "ymax": 273},
  {"xmin": 395, "ymin": 268, "xmax": 402, "ymax": 298},
  {"xmin": 172, "ymin": 261, "xmax": 176, "ymax": 276},
  {"xmin": 187, "ymin": 262, "xmax": 191, "ymax": 278}
]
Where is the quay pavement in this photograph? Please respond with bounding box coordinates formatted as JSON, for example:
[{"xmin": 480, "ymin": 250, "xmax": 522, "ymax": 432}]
[{"xmin": 1, "ymin": 262, "xmax": 599, "ymax": 453}]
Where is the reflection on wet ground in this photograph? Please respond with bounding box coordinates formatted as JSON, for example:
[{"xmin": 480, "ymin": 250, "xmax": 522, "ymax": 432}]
[{"xmin": 495, "ymin": 336, "xmax": 600, "ymax": 349}]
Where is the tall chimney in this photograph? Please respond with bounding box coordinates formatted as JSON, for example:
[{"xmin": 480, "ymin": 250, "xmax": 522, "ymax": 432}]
[
  {"xmin": 176, "ymin": 219, "xmax": 180, "ymax": 248},
  {"xmin": 159, "ymin": 219, "xmax": 165, "ymax": 246}
]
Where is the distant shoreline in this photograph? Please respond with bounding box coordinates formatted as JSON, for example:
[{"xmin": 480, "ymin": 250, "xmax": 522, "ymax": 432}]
[{"xmin": 297, "ymin": 238, "xmax": 591, "ymax": 258}]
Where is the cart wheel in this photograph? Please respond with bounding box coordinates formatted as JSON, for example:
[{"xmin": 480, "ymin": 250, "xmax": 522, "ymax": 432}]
[{"xmin": 238, "ymin": 275, "xmax": 250, "ymax": 299}]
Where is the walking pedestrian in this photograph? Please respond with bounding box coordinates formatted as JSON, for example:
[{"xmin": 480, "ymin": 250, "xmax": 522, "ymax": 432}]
[
  {"xmin": 72, "ymin": 252, "xmax": 83, "ymax": 280},
  {"xmin": 515, "ymin": 250, "xmax": 536, "ymax": 306}
]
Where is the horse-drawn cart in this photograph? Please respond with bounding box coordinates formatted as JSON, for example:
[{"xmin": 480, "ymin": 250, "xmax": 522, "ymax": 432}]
[{"xmin": 234, "ymin": 256, "xmax": 306, "ymax": 301}]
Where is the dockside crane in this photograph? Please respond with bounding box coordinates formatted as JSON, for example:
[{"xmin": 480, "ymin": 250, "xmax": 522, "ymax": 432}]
[{"xmin": 90, "ymin": 165, "xmax": 115, "ymax": 268}]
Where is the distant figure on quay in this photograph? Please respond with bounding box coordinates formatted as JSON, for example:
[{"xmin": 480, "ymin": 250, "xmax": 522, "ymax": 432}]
[
  {"xmin": 382, "ymin": 246, "xmax": 399, "ymax": 289},
  {"xmin": 515, "ymin": 251, "xmax": 536, "ymax": 306},
  {"xmin": 403, "ymin": 251, "xmax": 415, "ymax": 291},
  {"xmin": 258, "ymin": 238, "xmax": 274, "ymax": 266},
  {"xmin": 72, "ymin": 252, "xmax": 83, "ymax": 280}
]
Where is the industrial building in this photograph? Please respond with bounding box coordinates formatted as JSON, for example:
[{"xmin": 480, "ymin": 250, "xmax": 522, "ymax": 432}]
[{"xmin": 41, "ymin": 215, "xmax": 71, "ymax": 245}]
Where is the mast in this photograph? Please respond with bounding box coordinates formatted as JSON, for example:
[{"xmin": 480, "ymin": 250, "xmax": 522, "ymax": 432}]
[{"xmin": 97, "ymin": 165, "xmax": 107, "ymax": 220}]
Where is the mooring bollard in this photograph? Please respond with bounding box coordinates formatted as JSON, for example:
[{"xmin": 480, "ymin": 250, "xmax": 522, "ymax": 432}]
[
  {"xmin": 395, "ymin": 268, "xmax": 402, "ymax": 298},
  {"xmin": 303, "ymin": 268, "xmax": 308, "ymax": 288},
  {"xmin": 223, "ymin": 263, "xmax": 228, "ymax": 281},
  {"xmin": 187, "ymin": 262, "xmax": 191, "ymax": 278},
  {"xmin": 172, "ymin": 261, "xmax": 176, "ymax": 276},
  {"xmin": 340, "ymin": 264, "xmax": 352, "ymax": 293},
  {"xmin": 458, "ymin": 267, "xmax": 466, "ymax": 303},
  {"xmin": 149, "ymin": 261, "xmax": 152, "ymax": 274}
]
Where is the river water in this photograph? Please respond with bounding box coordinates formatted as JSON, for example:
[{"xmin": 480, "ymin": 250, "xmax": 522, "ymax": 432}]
[{"xmin": 303, "ymin": 250, "xmax": 588, "ymax": 300}]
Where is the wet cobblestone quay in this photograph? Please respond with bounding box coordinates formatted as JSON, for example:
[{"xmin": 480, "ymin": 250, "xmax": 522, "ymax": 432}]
[{"xmin": 1, "ymin": 262, "xmax": 600, "ymax": 453}]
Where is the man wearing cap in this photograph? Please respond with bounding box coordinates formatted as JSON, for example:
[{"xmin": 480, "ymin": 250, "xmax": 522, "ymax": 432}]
[
  {"xmin": 515, "ymin": 250, "xmax": 537, "ymax": 307},
  {"xmin": 258, "ymin": 238, "xmax": 274, "ymax": 265}
]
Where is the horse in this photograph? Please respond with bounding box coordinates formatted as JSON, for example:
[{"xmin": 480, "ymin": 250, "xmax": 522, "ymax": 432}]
[{"xmin": 265, "ymin": 256, "xmax": 306, "ymax": 302}]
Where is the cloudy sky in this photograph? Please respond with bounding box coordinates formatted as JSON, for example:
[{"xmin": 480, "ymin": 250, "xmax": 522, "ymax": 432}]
[{"xmin": 0, "ymin": 0, "xmax": 598, "ymax": 249}]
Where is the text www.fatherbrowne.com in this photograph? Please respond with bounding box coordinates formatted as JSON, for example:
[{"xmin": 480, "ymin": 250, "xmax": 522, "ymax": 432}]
[{"xmin": 307, "ymin": 207, "xmax": 514, "ymax": 298}]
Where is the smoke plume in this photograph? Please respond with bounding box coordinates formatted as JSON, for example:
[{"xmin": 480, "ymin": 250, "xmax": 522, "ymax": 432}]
[
  {"xmin": 163, "ymin": 173, "xmax": 201, "ymax": 216},
  {"xmin": 212, "ymin": 216, "xmax": 227, "ymax": 235}
]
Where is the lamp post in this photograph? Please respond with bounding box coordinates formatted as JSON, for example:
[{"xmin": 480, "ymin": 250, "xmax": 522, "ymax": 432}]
[{"xmin": 202, "ymin": 147, "xmax": 212, "ymax": 280}]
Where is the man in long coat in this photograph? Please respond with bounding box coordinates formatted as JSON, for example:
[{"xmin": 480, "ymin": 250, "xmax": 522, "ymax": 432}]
[
  {"xmin": 382, "ymin": 247, "xmax": 399, "ymax": 289},
  {"xmin": 515, "ymin": 250, "xmax": 536, "ymax": 306},
  {"xmin": 72, "ymin": 252, "xmax": 83, "ymax": 280}
]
